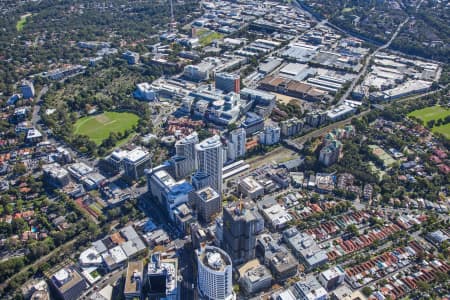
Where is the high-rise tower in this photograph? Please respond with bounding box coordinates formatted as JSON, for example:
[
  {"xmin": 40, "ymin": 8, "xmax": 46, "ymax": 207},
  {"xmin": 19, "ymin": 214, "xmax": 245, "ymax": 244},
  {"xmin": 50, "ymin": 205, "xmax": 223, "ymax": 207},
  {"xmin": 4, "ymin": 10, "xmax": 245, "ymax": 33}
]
[
  {"xmin": 169, "ymin": 131, "xmax": 198, "ymax": 179},
  {"xmin": 196, "ymin": 245, "xmax": 235, "ymax": 300},
  {"xmin": 222, "ymin": 200, "xmax": 264, "ymax": 265},
  {"xmin": 192, "ymin": 135, "xmax": 224, "ymax": 194}
]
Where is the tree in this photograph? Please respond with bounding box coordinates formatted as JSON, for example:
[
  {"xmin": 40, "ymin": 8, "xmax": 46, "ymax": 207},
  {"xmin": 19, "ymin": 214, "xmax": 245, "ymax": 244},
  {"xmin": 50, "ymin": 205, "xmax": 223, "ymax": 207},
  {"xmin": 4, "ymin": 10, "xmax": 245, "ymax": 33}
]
[
  {"xmin": 11, "ymin": 218, "xmax": 27, "ymax": 234},
  {"xmin": 198, "ymin": 129, "xmax": 213, "ymax": 141},
  {"xmin": 346, "ymin": 224, "xmax": 359, "ymax": 236},
  {"xmin": 417, "ymin": 280, "xmax": 431, "ymax": 292},
  {"xmin": 361, "ymin": 286, "xmax": 373, "ymax": 297},
  {"xmin": 107, "ymin": 207, "xmax": 121, "ymax": 219},
  {"xmin": 435, "ymin": 271, "xmax": 449, "ymax": 282},
  {"xmin": 227, "ymin": 123, "xmax": 238, "ymax": 132},
  {"xmin": 12, "ymin": 163, "xmax": 27, "ymax": 176}
]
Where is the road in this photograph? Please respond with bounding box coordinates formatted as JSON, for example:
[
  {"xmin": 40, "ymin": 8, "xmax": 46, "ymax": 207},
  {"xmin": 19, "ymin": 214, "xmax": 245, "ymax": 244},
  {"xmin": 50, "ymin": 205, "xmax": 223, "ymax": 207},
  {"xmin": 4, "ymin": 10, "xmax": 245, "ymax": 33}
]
[
  {"xmin": 351, "ymin": 262, "xmax": 413, "ymax": 290},
  {"xmin": 244, "ymin": 108, "xmax": 370, "ymax": 169},
  {"xmin": 80, "ymin": 266, "xmax": 126, "ymax": 299},
  {"xmin": 0, "ymin": 237, "xmax": 80, "ymax": 293},
  {"xmin": 0, "ymin": 250, "xmax": 25, "ymax": 262},
  {"xmin": 31, "ymin": 85, "xmax": 48, "ymax": 129},
  {"xmin": 337, "ymin": 16, "xmax": 410, "ymax": 104},
  {"xmin": 292, "ymin": 0, "xmax": 414, "ymax": 105},
  {"xmin": 242, "ymin": 79, "xmax": 448, "ymax": 173}
]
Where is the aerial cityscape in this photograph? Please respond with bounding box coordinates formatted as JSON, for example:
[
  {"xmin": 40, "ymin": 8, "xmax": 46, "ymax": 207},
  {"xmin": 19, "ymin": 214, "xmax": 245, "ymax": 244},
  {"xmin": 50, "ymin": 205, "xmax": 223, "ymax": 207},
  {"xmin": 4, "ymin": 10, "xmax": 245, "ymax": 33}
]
[{"xmin": 0, "ymin": 0, "xmax": 448, "ymax": 300}]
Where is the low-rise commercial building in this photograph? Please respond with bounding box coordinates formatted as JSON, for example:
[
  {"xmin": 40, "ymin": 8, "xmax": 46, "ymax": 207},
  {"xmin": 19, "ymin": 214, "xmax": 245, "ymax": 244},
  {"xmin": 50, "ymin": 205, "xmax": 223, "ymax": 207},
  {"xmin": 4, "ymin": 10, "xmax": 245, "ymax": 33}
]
[
  {"xmin": 43, "ymin": 163, "xmax": 70, "ymax": 188},
  {"xmin": 283, "ymin": 228, "xmax": 328, "ymax": 271},
  {"xmin": 293, "ymin": 278, "xmax": 327, "ymax": 300},
  {"xmin": 124, "ymin": 260, "xmax": 144, "ymax": 300},
  {"xmin": 239, "ymin": 260, "xmax": 272, "ymax": 295},
  {"xmin": 261, "ymin": 203, "xmax": 292, "ymax": 230},
  {"xmin": 318, "ymin": 266, "xmax": 346, "ymax": 290},
  {"xmin": 239, "ymin": 177, "xmax": 264, "ymax": 200}
]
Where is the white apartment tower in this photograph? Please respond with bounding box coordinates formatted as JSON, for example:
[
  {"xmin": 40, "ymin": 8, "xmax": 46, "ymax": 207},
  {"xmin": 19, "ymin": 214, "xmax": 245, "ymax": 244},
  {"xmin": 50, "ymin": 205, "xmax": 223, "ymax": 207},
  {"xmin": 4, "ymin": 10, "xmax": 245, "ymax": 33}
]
[
  {"xmin": 259, "ymin": 125, "xmax": 280, "ymax": 145},
  {"xmin": 192, "ymin": 135, "xmax": 224, "ymax": 194},
  {"xmin": 171, "ymin": 131, "xmax": 199, "ymax": 179},
  {"xmin": 196, "ymin": 246, "xmax": 235, "ymax": 300},
  {"xmin": 228, "ymin": 128, "xmax": 246, "ymax": 161}
]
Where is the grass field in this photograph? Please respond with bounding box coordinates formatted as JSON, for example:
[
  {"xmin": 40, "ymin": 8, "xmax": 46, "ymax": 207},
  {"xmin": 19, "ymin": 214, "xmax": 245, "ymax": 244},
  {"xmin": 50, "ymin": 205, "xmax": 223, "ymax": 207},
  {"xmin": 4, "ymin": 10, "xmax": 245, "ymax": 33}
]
[
  {"xmin": 74, "ymin": 112, "xmax": 139, "ymax": 145},
  {"xmin": 433, "ymin": 123, "xmax": 450, "ymax": 139},
  {"xmin": 16, "ymin": 14, "xmax": 31, "ymax": 31},
  {"xmin": 342, "ymin": 7, "xmax": 355, "ymax": 13},
  {"xmin": 198, "ymin": 29, "xmax": 224, "ymax": 46},
  {"xmin": 408, "ymin": 106, "xmax": 450, "ymax": 139},
  {"xmin": 408, "ymin": 106, "xmax": 450, "ymax": 123}
]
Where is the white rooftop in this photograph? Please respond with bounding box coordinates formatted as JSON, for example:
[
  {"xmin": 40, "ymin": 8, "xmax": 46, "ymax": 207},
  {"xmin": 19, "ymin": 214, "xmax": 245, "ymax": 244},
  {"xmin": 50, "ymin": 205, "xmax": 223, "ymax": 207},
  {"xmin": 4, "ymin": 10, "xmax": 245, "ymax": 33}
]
[
  {"xmin": 79, "ymin": 247, "xmax": 102, "ymax": 266},
  {"xmin": 54, "ymin": 269, "xmax": 69, "ymax": 283},
  {"xmin": 124, "ymin": 147, "xmax": 149, "ymax": 163},
  {"xmin": 196, "ymin": 135, "xmax": 222, "ymax": 150}
]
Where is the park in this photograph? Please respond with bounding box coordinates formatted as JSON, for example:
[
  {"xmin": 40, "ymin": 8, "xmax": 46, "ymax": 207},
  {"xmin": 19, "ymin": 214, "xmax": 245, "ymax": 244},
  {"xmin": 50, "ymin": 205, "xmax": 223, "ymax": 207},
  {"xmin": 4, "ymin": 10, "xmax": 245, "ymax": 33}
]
[
  {"xmin": 73, "ymin": 111, "xmax": 139, "ymax": 145},
  {"xmin": 408, "ymin": 105, "xmax": 450, "ymax": 139}
]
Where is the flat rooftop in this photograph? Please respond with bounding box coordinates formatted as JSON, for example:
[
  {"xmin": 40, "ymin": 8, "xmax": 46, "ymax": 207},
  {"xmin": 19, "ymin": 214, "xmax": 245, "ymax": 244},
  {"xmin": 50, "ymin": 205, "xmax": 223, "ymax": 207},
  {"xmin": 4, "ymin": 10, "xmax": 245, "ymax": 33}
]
[
  {"xmin": 198, "ymin": 246, "xmax": 232, "ymax": 272},
  {"xmin": 124, "ymin": 147, "xmax": 149, "ymax": 163},
  {"xmin": 196, "ymin": 186, "xmax": 220, "ymax": 202},
  {"xmin": 124, "ymin": 260, "xmax": 144, "ymax": 294},
  {"xmin": 154, "ymin": 170, "xmax": 177, "ymax": 187},
  {"xmin": 51, "ymin": 267, "xmax": 85, "ymax": 293}
]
